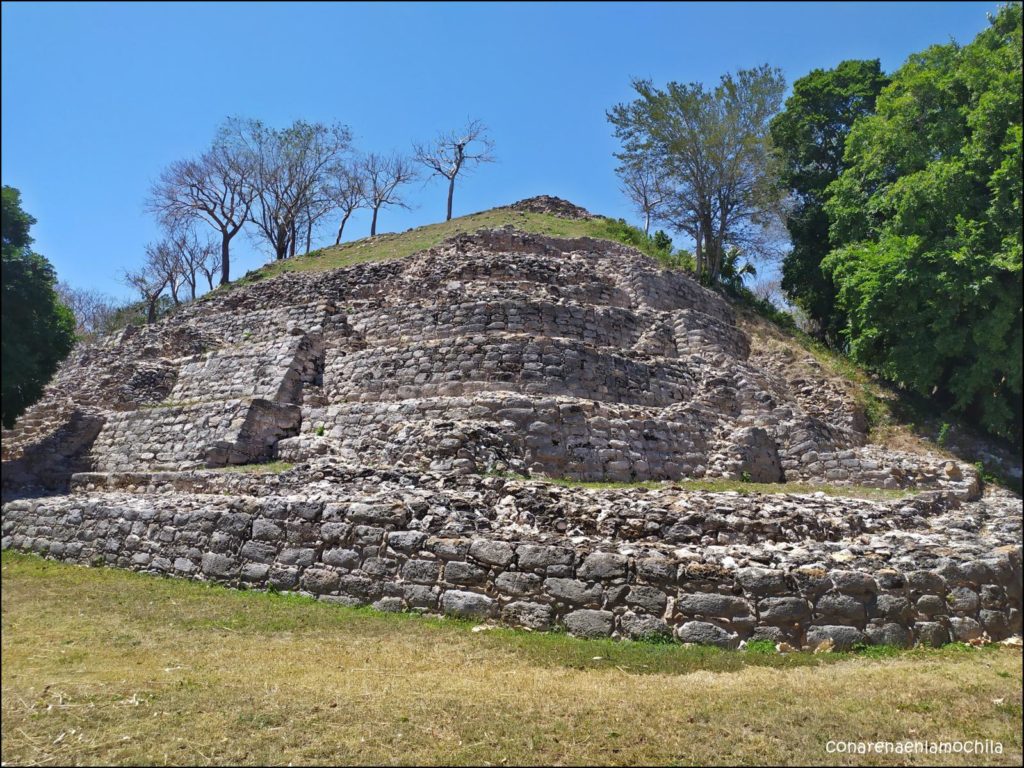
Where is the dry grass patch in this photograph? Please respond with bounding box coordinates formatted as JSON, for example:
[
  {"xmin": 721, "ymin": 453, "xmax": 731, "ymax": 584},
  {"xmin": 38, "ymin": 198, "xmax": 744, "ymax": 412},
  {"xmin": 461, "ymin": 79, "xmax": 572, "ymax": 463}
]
[
  {"xmin": 496, "ymin": 472, "xmax": 913, "ymax": 501},
  {"xmin": 216, "ymin": 208, "xmax": 630, "ymax": 291},
  {"xmin": 2, "ymin": 552, "xmax": 1020, "ymax": 765}
]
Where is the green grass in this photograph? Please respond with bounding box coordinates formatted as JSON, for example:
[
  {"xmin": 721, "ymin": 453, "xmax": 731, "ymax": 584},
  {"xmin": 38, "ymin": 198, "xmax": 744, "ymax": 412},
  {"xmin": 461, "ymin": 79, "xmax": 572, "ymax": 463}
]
[
  {"xmin": 491, "ymin": 472, "xmax": 913, "ymax": 501},
  {"xmin": 210, "ymin": 461, "xmax": 295, "ymax": 475},
  {"xmin": 209, "ymin": 208, "xmax": 663, "ymax": 292},
  {"xmin": 3, "ymin": 551, "xmax": 1021, "ymax": 766}
]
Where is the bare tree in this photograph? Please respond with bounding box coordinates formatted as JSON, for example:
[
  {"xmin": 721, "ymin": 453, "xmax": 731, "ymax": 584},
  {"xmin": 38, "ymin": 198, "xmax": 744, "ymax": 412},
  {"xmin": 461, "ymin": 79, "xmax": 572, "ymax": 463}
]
[
  {"xmin": 361, "ymin": 153, "xmax": 417, "ymax": 236},
  {"xmin": 228, "ymin": 118, "xmax": 352, "ymax": 261},
  {"xmin": 148, "ymin": 135, "xmax": 255, "ymax": 286},
  {"xmin": 145, "ymin": 240, "xmax": 187, "ymax": 306},
  {"xmin": 122, "ymin": 246, "xmax": 170, "ymax": 324},
  {"xmin": 327, "ymin": 159, "xmax": 366, "ymax": 245},
  {"xmin": 197, "ymin": 247, "xmax": 222, "ymax": 292},
  {"xmin": 413, "ymin": 119, "xmax": 495, "ymax": 221},
  {"xmin": 169, "ymin": 227, "xmax": 219, "ymax": 300},
  {"xmin": 55, "ymin": 282, "xmax": 118, "ymax": 339},
  {"xmin": 616, "ymin": 160, "xmax": 670, "ymax": 235}
]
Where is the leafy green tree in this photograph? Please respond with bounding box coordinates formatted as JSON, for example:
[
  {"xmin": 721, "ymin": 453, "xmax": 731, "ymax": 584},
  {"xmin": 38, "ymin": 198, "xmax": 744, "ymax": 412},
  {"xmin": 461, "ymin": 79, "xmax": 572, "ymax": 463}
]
[
  {"xmin": 822, "ymin": 4, "xmax": 1023, "ymax": 442},
  {"xmin": 719, "ymin": 248, "xmax": 758, "ymax": 294},
  {"xmin": 2, "ymin": 185, "xmax": 76, "ymax": 427},
  {"xmin": 608, "ymin": 65, "xmax": 787, "ymax": 284},
  {"xmin": 770, "ymin": 59, "xmax": 888, "ymax": 344}
]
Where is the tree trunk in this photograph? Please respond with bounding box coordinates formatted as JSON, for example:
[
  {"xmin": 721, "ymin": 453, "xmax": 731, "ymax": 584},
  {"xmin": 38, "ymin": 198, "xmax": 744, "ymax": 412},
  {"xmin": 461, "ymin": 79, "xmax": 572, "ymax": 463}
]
[
  {"xmin": 189, "ymin": 272, "xmax": 197, "ymax": 301},
  {"xmin": 694, "ymin": 225, "xmax": 704, "ymax": 282},
  {"xmin": 370, "ymin": 206, "xmax": 379, "ymax": 237},
  {"xmin": 275, "ymin": 224, "xmax": 288, "ymax": 261},
  {"xmin": 446, "ymin": 176, "xmax": 456, "ymax": 221},
  {"xmin": 146, "ymin": 296, "xmax": 157, "ymax": 324},
  {"xmin": 305, "ymin": 219, "xmax": 313, "ymax": 254},
  {"xmin": 289, "ymin": 220, "xmax": 297, "ymax": 259},
  {"xmin": 220, "ymin": 234, "xmax": 230, "ymax": 285},
  {"xmin": 335, "ymin": 212, "xmax": 351, "ymax": 245},
  {"xmin": 644, "ymin": 209, "xmax": 651, "ymax": 236}
]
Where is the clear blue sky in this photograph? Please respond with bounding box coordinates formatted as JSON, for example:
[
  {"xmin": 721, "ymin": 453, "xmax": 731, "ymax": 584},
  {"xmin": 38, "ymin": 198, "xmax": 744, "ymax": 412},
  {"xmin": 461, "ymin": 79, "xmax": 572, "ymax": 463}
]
[{"xmin": 1, "ymin": 1, "xmax": 997, "ymax": 299}]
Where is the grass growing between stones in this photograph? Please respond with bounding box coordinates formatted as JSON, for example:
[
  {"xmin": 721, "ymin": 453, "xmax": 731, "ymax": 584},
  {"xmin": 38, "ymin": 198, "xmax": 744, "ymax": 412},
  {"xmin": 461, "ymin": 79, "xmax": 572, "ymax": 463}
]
[
  {"xmin": 493, "ymin": 472, "xmax": 913, "ymax": 501},
  {"xmin": 209, "ymin": 461, "xmax": 295, "ymax": 475},
  {"xmin": 3, "ymin": 552, "xmax": 1020, "ymax": 766}
]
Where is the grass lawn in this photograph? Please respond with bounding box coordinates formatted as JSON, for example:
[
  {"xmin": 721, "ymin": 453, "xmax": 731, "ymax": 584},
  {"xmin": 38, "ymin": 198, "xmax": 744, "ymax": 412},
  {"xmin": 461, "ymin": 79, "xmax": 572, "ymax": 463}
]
[{"xmin": 2, "ymin": 551, "xmax": 1020, "ymax": 766}]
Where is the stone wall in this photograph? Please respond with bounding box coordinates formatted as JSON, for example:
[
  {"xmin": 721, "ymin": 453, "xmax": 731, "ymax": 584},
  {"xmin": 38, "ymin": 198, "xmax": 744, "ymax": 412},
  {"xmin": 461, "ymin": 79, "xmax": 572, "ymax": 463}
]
[
  {"xmin": 91, "ymin": 399, "xmax": 301, "ymax": 471},
  {"xmin": 4, "ymin": 465, "xmax": 1020, "ymax": 648}
]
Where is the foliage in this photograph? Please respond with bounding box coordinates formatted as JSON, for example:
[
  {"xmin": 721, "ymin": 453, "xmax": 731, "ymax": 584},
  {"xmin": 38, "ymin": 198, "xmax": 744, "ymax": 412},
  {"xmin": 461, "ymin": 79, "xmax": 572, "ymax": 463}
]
[
  {"xmin": 718, "ymin": 247, "xmax": 758, "ymax": 293},
  {"xmin": 822, "ymin": 4, "xmax": 1023, "ymax": 443},
  {"xmin": 770, "ymin": 59, "xmax": 889, "ymax": 344},
  {"xmin": 595, "ymin": 217, "xmax": 678, "ymax": 265},
  {"xmin": 1, "ymin": 185, "xmax": 76, "ymax": 427},
  {"xmin": 608, "ymin": 65, "xmax": 787, "ymax": 283}
]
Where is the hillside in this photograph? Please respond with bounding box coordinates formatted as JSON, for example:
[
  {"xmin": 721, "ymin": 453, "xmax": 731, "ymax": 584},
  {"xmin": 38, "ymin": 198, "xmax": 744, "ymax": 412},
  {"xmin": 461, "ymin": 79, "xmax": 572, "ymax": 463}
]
[
  {"xmin": 225, "ymin": 196, "xmax": 641, "ymax": 285},
  {"xmin": 217, "ymin": 196, "xmax": 1022, "ymax": 490},
  {"xmin": 1, "ymin": 196, "xmax": 1021, "ymax": 654}
]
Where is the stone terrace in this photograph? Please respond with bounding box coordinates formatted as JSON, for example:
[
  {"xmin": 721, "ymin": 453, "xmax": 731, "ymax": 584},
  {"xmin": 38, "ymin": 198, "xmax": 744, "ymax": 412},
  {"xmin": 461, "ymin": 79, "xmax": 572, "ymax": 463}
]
[{"xmin": 2, "ymin": 198, "xmax": 1020, "ymax": 648}]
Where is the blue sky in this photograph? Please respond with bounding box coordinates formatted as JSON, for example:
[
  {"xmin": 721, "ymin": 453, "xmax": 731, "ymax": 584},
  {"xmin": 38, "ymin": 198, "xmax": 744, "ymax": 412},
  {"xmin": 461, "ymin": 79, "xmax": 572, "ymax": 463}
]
[{"xmin": 1, "ymin": 1, "xmax": 997, "ymax": 299}]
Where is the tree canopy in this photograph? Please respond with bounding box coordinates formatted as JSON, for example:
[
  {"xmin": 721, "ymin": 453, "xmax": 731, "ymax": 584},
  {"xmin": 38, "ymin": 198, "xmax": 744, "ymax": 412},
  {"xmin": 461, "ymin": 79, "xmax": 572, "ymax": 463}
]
[
  {"xmin": 770, "ymin": 59, "xmax": 889, "ymax": 343},
  {"xmin": 821, "ymin": 4, "xmax": 1023, "ymax": 442},
  {"xmin": 608, "ymin": 65, "xmax": 787, "ymax": 284},
  {"xmin": 1, "ymin": 185, "xmax": 76, "ymax": 427}
]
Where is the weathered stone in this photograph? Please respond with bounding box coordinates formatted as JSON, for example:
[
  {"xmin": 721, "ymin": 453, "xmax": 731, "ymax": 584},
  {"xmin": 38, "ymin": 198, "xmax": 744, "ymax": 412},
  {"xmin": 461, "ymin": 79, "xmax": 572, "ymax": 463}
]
[
  {"xmin": 620, "ymin": 611, "xmax": 672, "ymax": 640},
  {"xmin": 806, "ymin": 625, "xmax": 865, "ymax": 652},
  {"xmin": 544, "ymin": 578, "xmax": 603, "ymax": 606},
  {"xmin": 387, "ymin": 530, "xmax": 427, "ymax": 554},
  {"xmin": 758, "ymin": 597, "xmax": 810, "ymax": 624},
  {"xmin": 914, "ymin": 621, "xmax": 950, "ymax": 648},
  {"xmin": 563, "ymin": 609, "xmax": 614, "ymax": 638},
  {"xmin": 252, "ymin": 519, "xmax": 284, "ymax": 542},
  {"xmin": 830, "ymin": 570, "xmax": 878, "ymax": 596},
  {"xmin": 516, "ymin": 544, "xmax": 574, "ymax": 571},
  {"xmin": 444, "ymin": 560, "xmax": 488, "ymax": 585},
  {"xmin": 736, "ymin": 567, "xmax": 788, "ymax": 596},
  {"xmin": 201, "ymin": 552, "xmax": 236, "ymax": 577},
  {"xmin": 494, "ymin": 571, "xmax": 542, "ymax": 597},
  {"xmin": 322, "ymin": 548, "xmax": 360, "ymax": 569},
  {"xmin": 677, "ymin": 592, "xmax": 751, "ymax": 619},
  {"xmin": 676, "ymin": 621, "xmax": 739, "ymax": 649},
  {"xmin": 401, "ymin": 559, "xmax": 441, "ymax": 584},
  {"xmin": 949, "ymin": 616, "xmax": 984, "ymax": 642},
  {"xmin": 502, "ymin": 601, "xmax": 553, "ymax": 630},
  {"xmin": 469, "ymin": 539, "xmax": 514, "ymax": 566},
  {"xmin": 946, "ymin": 586, "xmax": 980, "ymax": 614},
  {"xmin": 301, "ymin": 567, "xmax": 340, "ymax": 594},
  {"xmin": 625, "ymin": 585, "xmax": 668, "ymax": 615},
  {"xmin": 815, "ymin": 593, "xmax": 866, "ymax": 625},
  {"xmin": 441, "ymin": 590, "xmax": 495, "ymax": 619},
  {"xmin": 865, "ymin": 623, "xmax": 912, "ymax": 648},
  {"xmin": 578, "ymin": 552, "xmax": 628, "ymax": 581}
]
